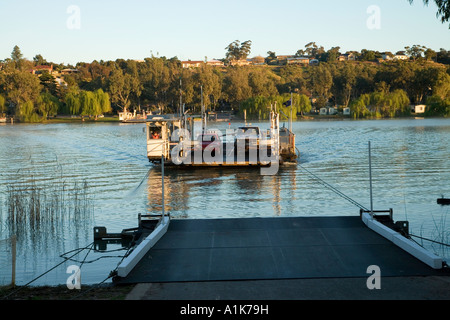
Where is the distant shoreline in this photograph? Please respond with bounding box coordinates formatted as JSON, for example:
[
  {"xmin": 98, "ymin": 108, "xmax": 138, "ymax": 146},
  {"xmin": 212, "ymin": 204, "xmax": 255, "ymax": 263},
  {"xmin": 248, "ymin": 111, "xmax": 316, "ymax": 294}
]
[{"xmin": 1, "ymin": 114, "xmax": 448, "ymax": 125}]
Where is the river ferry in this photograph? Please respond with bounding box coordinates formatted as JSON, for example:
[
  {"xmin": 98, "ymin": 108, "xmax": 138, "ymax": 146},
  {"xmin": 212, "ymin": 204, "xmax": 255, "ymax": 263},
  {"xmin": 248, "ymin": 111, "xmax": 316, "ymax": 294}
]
[{"xmin": 145, "ymin": 107, "xmax": 297, "ymax": 170}]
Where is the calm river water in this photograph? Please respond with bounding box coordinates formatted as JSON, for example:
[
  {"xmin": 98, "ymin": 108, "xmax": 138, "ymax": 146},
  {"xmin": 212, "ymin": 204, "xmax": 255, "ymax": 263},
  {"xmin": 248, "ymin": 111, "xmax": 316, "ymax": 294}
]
[{"xmin": 0, "ymin": 118, "xmax": 449, "ymax": 286}]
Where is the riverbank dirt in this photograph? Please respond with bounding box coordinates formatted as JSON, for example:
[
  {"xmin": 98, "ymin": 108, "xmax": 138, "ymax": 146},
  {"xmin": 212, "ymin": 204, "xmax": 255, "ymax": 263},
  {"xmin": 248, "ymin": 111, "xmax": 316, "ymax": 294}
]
[{"xmin": 0, "ymin": 284, "xmax": 135, "ymax": 300}]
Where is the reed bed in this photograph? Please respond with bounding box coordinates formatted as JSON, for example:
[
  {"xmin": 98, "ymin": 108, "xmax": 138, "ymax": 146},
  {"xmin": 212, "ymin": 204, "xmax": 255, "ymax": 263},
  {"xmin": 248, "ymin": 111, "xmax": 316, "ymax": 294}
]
[
  {"xmin": 0, "ymin": 165, "xmax": 95, "ymax": 287},
  {"xmin": 2, "ymin": 172, "xmax": 94, "ymax": 244}
]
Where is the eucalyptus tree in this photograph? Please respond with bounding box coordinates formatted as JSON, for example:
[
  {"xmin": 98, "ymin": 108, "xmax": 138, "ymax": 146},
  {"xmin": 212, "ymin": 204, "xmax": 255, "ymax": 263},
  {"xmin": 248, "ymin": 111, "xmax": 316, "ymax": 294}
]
[
  {"xmin": 248, "ymin": 67, "xmax": 279, "ymax": 97},
  {"xmin": 108, "ymin": 67, "xmax": 141, "ymax": 112},
  {"xmin": 225, "ymin": 40, "xmax": 252, "ymax": 63},
  {"xmin": 408, "ymin": 0, "xmax": 450, "ymax": 27},
  {"xmin": 303, "ymin": 42, "xmax": 325, "ymax": 59},
  {"xmin": 139, "ymin": 56, "xmax": 181, "ymax": 110},
  {"xmin": 192, "ymin": 64, "xmax": 223, "ymax": 111},
  {"xmin": 277, "ymin": 65, "xmax": 307, "ymax": 95},
  {"xmin": 405, "ymin": 45, "xmax": 427, "ymax": 60},
  {"xmin": 331, "ymin": 63, "xmax": 357, "ymax": 107},
  {"xmin": 222, "ymin": 67, "xmax": 252, "ymax": 108},
  {"xmin": 33, "ymin": 54, "xmax": 47, "ymax": 66},
  {"xmin": 325, "ymin": 47, "xmax": 341, "ymax": 62},
  {"xmin": 307, "ymin": 64, "xmax": 333, "ymax": 108},
  {"xmin": 3, "ymin": 70, "xmax": 42, "ymax": 111}
]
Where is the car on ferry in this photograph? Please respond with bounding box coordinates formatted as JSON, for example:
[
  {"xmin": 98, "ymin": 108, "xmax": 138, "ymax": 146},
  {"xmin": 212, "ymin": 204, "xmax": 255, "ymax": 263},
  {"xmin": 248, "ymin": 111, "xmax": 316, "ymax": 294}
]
[
  {"xmin": 193, "ymin": 132, "xmax": 222, "ymax": 158},
  {"xmin": 198, "ymin": 132, "xmax": 221, "ymax": 150},
  {"xmin": 235, "ymin": 126, "xmax": 261, "ymax": 150}
]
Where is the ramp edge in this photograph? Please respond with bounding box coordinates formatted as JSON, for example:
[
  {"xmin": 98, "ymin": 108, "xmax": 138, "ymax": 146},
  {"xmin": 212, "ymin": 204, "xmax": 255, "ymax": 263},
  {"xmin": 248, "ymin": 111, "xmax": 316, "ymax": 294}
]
[
  {"xmin": 116, "ymin": 216, "xmax": 170, "ymax": 277},
  {"xmin": 361, "ymin": 212, "xmax": 443, "ymax": 269}
]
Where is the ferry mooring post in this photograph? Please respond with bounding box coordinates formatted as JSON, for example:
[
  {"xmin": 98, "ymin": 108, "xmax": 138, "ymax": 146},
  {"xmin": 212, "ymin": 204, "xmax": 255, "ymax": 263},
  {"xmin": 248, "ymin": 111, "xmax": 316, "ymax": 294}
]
[{"xmin": 369, "ymin": 141, "xmax": 374, "ymax": 217}]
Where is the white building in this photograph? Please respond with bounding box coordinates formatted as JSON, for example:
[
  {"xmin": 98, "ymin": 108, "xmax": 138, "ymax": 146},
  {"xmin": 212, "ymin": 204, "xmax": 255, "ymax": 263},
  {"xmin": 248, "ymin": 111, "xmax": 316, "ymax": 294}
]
[
  {"xmin": 393, "ymin": 54, "xmax": 409, "ymax": 61},
  {"xmin": 411, "ymin": 105, "xmax": 426, "ymax": 114}
]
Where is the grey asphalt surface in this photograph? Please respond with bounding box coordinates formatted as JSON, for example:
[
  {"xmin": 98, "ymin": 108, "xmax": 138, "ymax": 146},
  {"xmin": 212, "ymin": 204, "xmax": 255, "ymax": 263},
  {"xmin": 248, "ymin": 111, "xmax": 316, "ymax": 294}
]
[{"xmin": 125, "ymin": 275, "xmax": 450, "ymax": 300}]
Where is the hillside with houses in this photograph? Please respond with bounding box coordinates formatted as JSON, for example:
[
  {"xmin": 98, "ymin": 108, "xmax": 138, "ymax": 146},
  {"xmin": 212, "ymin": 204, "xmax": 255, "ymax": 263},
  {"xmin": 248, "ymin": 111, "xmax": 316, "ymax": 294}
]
[{"xmin": 0, "ymin": 43, "xmax": 449, "ymax": 122}]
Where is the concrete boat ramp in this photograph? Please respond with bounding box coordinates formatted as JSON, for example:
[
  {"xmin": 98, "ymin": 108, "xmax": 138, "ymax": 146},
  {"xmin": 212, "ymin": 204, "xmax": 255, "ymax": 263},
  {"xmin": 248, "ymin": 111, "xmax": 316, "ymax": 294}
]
[{"xmin": 112, "ymin": 213, "xmax": 449, "ymax": 299}]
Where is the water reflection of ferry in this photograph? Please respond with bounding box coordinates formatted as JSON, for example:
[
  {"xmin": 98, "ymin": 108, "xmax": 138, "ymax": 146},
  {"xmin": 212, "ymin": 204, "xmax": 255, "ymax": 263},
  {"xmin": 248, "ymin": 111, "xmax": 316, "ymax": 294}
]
[
  {"xmin": 145, "ymin": 108, "xmax": 298, "ymax": 169},
  {"xmin": 145, "ymin": 163, "xmax": 298, "ymax": 219}
]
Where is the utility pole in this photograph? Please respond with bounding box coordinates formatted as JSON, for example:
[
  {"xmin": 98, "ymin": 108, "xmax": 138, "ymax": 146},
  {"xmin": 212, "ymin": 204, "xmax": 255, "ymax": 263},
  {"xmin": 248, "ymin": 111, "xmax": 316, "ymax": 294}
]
[
  {"xmin": 162, "ymin": 154, "xmax": 165, "ymax": 216},
  {"xmin": 179, "ymin": 78, "xmax": 182, "ymax": 119},
  {"xmin": 290, "ymin": 92, "xmax": 293, "ymax": 133},
  {"xmin": 369, "ymin": 141, "xmax": 374, "ymax": 217},
  {"xmin": 201, "ymin": 85, "xmax": 206, "ymax": 133}
]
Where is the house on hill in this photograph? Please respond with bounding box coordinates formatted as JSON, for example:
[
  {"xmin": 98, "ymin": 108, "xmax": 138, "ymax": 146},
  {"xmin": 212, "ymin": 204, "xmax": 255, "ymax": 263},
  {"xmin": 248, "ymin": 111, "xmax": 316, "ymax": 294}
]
[
  {"xmin": 230, "ymin": 59, "xmax": 251, "ymax": 66},
  {"xmin": 61, "ymin": 68, "xmax": 79, "ymax": 75},
  {"xmin": 206, "ymin": 59, "xmax": 224, "ymax": 67},
  {"xmin": 182, "ymin": 61, "xmax": 204, "ymax": 69},
  {"xmin": 31, "ymin": 65, "xmax": 53, "ymax": 75},
  {"xmin": 338, "ymin": 53, "xmax": 357, "ymax": 61},
  {"xmin": 276, "ymin": 55, "xmax": 294, "ymax": 65},
  {"xmin": 287, "ymin": 57, "xmax": 310, "ymax": 65},
  {"xmin": 394, "ymin": 55, "xmax": 408, "ymax": 61},
  {"xmin": 251, "ymin": 56, "xmax": 265, "ymax": 65}
]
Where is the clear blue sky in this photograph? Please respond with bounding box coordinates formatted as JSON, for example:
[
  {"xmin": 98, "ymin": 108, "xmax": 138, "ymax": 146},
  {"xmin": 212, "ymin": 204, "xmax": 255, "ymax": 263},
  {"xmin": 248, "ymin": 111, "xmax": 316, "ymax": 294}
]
[{"xmin": 1, "ymin": 0, "xmax": 448, "ymax": 65}]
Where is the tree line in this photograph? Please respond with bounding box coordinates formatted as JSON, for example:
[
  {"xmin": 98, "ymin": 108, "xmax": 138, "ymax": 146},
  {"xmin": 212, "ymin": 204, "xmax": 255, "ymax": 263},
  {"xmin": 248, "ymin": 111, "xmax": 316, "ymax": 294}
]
[{"xmin": 0, "ymin": 45, "xmax": 449, "ymax": 122}]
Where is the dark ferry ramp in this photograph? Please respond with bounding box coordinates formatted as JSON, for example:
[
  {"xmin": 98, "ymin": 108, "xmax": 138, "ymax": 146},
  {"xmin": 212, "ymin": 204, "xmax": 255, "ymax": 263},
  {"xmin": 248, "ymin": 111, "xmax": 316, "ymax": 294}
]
[{"xmin": 114, "ymin": 216, "xmax": 448, "ymax": 284}]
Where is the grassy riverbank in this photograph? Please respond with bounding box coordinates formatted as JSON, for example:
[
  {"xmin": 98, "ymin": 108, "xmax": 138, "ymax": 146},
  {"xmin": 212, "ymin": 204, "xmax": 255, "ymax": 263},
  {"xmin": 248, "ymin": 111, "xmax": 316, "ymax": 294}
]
[{"xmin": 44, "ymin": 115, "xmax": 121, "ymax": 123}]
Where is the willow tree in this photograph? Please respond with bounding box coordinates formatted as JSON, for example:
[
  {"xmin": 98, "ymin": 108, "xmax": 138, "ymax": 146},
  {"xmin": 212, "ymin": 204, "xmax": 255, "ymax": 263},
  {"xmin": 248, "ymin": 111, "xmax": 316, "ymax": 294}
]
[
  {"xmin": 432, "ymin": 70, "xmax": 450, "ymax": 99},
  {"xmin": 37, "ymin": 92, "xmax": 60, "ymax": 119},
  {"xmin": 0, "ymin": 94, "xmax": 5, "ymax": 114},
  {"xmin": 349, "ymin": 89, "xmax": 410, "ymax": 118},
  {"xmin": 16, "ymin": 100, "xmax": 39, "ymax": 122},
  {"xmin": 94, "ymin": 89, "xmax": 111, "ymax": 118},
  {"xmin": 349, "ymin": 96, "xmax": 370, "ymax": 119},
  {"xmin": 80, "ymin": 90, "xmax": 95, "ymax": 117},
  {"xmin": 382, "ymin": 89, "xmax": 410, "ymax": 117},
  {"xmin": 65, "ymin": 90, "xmax": 81, "ymax": 115},
  {"xmin": 296, "ymin": 93, "xmax": 312, "ymax": 116}
]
